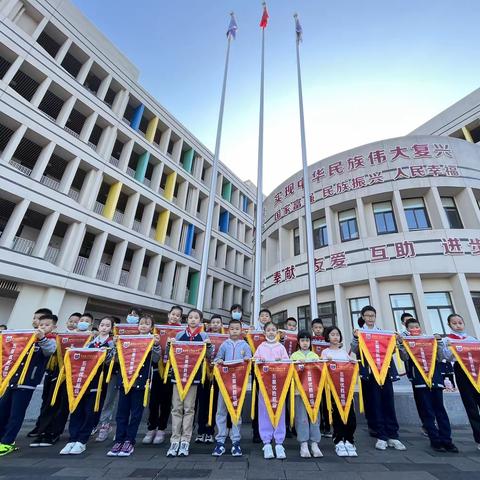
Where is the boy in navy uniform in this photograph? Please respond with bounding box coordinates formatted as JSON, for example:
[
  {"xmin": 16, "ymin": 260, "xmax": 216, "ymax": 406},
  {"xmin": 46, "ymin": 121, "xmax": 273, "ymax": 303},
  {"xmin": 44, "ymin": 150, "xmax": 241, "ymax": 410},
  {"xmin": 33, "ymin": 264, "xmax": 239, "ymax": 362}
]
[{"xmin": 0, "ymin": 314, "xmax": 57, "ymax": 456}]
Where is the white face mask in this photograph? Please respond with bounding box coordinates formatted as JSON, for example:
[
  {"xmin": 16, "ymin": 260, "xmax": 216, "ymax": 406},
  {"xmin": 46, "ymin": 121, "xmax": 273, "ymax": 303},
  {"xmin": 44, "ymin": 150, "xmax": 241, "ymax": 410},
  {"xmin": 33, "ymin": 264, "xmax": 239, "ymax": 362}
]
[
  {"xmin": 77, "ymin": 321, "xmax": 90, "ymax": 331},
  {"xmin": 231, "ymin": 311, "xmax": 242, "ymax": 321}
]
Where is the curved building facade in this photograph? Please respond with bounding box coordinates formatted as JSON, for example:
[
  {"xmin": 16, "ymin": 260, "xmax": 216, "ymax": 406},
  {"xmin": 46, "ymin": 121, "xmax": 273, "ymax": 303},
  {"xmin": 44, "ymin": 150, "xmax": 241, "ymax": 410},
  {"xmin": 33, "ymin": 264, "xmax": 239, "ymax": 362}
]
[{"xmin": 262, "ymin": 135, "xmax": 480, "ymax": 339}]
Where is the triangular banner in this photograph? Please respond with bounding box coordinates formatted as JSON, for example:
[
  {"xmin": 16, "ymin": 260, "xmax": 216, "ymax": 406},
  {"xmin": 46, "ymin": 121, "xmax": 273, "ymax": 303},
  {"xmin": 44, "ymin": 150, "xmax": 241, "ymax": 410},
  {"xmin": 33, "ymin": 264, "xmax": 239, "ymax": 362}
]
[
  {"xmin": 156, "ymin": 325, "xmax": 184, "ymax": 363},
  {"xmin": 311, "ymin": 340, "xmax": 330, "ymax": 358},
  {"xmin": 402, "ymin": 336, "xmax": 438, "ymax": 388},
  {"xmin": 214, "ymin": 360, "xmax": 251, "ymax": 424},
  {"xmin": 246, "ymin": 331, "xmax": 266, "ymax": 353},
  {"xmin": 326, "ymin": 360, "xmax": 359, "ymax": 424},
  {"xmin": 114, "ymin": 324, "xmax": 141, "ymax": 336},
  {"xmin": 117, "ymin": 335, "xmax": 154, "ymax": 394},
  {"xmin": 207, "ymin": 333, "xmax": 229, "ymax": 360},
  {"xmin": 56, "ymin": 333, "xmax": 92, "ymax": 369},
  {"xmin": 449, "ymin": 340, "xmax": 480, "ymax": 393},
  {"xmin": 169, "ymin": 341, "xmax": 206, "ymax": 401},
  {"xmin": 254, "ymin": 361, "xmax": 293, "ymax": 427},
  {"xmin": 280, "ymin": 331, "xmax": 298, "ymax": 357},
  {"xmin": 292, "ymin": 360, "xmax": 327, "ymax": 423},
  {"xmin": 358, "ymin": 331, "xmax": 397, "ymax": 385},
  {"xmin": 0, "ymin": 330, "xmax": 36, "ymax": 396},
  {"xmin": 64, "ymin": 347, "xmax": 106, "ymax": 412}
]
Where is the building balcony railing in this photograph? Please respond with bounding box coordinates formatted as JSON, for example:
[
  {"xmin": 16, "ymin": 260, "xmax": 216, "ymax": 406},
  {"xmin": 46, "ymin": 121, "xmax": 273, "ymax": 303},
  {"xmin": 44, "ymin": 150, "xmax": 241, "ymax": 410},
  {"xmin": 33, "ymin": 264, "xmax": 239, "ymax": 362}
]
[
  {"xmin": 64, "ymin": 125, "xmax": 81, "ymax": 139},
  {"xmin": 40, "ymin": 175, "xmax": 61, "ymax": 191},
  {"xmin": 96, "ymin": 262, "xmax": 110, "ymax": 281},
  {"xmin": 12, "ymin": 236, "xmax": 35, "ymax": 255},
  {"xmin": 44, "ymin": 245, "xmax": 59, "ymax": 264},
  {"xmin": 138, "ymin": 275, "xmax": 147, "ymax": 292},
  {"xmin": 109, "ymin": 156, "xmax": 120, "ymax": 167},
  {"xmin": 119, "ymin": 269, "xmax": 129, "ymax": 286},
  {"xmin": 126, "ymin": 166, "xmax": 135, "ymax": 177},
  {"xmin": 93, "ymin": 201, "xmax": 105, "ymax": 215},
  {"xmin": 87, "ymin": 141, "xmax": 97, "ymax": 151},
  {"xmin": 73, "ymin": 255, "xmax": 88, "ymax": 275},
  {"xmin": 9, "ymin": 159, "xmax": 32, "ymax": 176},
  {"xmin": 68, "ymin": 188, "xmax": 80, "ymax": 201},
  {"xmin": 143, "ymin": 178, "xmax": 151, "ymax": 188},
  {"xmin": 132, "ymin": 220, "xmax": 142, "ymax": 232},
  {"xmin": 155, "ymin": 280, "xmax": 162, "ymax": 296},
  {"xmin": 113, "ymin": 210, "xmax": 124, "ymax": 224}
]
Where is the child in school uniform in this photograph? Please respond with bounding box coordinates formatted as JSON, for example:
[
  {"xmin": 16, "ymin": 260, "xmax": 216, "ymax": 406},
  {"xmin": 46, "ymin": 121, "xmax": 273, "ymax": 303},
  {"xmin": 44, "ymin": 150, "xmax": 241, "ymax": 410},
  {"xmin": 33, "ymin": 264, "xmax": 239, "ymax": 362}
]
[
  {"xmin": 166, "ymin": 308, "xmax": 213, "ymax": 458},
  {"xmin": 212, "ymin": 319, "xmax": 252, "ymax": 457},
  {"xmin": 442, "ymin": 313, "xmax": 480, "ymax": 449},
  {"xmin": 0, "ymin": 314, "xmax": 57, "ymax": 456},
  {"xmin": 322, "ymin": 326, "xmax": 358, "ymax": 457},
  {"xmin": 107, "ymin": 314, "xmax": 160, "ymax": 457},
  {"xmin": 398, "ymin": 318, "xmax": 458, "ymax": 453},
  {"xmin": 143, "ymin": 305, "xmax": 183, "ymax": 445},
  {"xmin": 290, "ymin": 330, "xmax": 323, "ymax": 458},
  {"xmin": 59, "ymin": 316, "xmax": 115, "ymax": 455},
  {"xmin": 254, "ymin": 321, "xmax": 289, "ymax": 460}
]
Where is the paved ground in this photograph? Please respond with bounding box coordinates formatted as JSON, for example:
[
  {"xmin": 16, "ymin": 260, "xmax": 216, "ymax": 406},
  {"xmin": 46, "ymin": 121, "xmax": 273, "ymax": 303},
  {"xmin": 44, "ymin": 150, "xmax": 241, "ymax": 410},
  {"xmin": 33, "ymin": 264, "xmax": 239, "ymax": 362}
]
[{"xmin": 1, "ymin": 424, "xmax": 480, "ymax": 480}]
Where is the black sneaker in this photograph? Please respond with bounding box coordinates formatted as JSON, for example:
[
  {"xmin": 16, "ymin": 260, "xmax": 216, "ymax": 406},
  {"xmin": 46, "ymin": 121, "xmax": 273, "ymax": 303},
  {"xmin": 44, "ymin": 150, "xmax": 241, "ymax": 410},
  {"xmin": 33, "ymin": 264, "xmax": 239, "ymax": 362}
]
[
  {"xmin": 443, "ymin": 443, "xmax": 459, "ymax": 453},
  {"xmin": 431, "ymin": 443, "xmax": 446, "ymax": 452},
  {"xmin": 29, "ymin": 435, "xmax": 45, "ymax": 448},
  {"xmin": 39, "ymin": 435, "xmax": 59, "ymax": 447},
  {"xmin": 27, "ymin": 427, "xmax": 40, "ymax": 438}
]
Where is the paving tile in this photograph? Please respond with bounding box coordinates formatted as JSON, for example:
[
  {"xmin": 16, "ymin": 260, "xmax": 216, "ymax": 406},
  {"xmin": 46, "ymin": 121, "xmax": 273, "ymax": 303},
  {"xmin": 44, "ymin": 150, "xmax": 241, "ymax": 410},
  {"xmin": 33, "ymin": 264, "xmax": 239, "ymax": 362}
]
[{"xmin": 385, "ymin": 463, "xmax": 459, "ymax": 472}]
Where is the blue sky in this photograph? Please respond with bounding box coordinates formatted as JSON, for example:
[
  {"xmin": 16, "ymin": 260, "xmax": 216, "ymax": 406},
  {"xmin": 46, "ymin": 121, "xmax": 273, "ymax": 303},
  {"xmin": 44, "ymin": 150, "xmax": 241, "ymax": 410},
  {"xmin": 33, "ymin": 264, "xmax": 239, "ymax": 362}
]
[{"xmin": 73, "ymin": 0, "xmax": 480, "ymax": 193}]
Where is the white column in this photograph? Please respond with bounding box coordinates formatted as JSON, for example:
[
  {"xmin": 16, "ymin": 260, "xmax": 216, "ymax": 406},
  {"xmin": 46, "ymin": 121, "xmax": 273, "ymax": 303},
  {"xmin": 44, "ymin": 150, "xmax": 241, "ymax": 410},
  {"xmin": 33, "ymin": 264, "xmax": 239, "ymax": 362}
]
[
  {"xmin": 32, "ymin": 211, "xmax": 59, "ymax": 258},
  {"xmin": 204, "ymin": 276, "xmax": 213, "ymax": 310},
  {"xmin": 31, "ymin": 77, "xmax": 52, "ymax": 108},
  {"xmin": 108, "ymin": 240, "xmax": 128, "ymax": 284},
  {"xmin": 145, "ymin": 254, "xmax": 162, "ymax": 294},
  {"xmin": 368, "ymin": 277, "xmax": 383, "ymax": 323},
  {"xmin": 57, "ymin": 222, "xmax": 86, "ymax": 271},
  {"xmin": 426, "ymin": 186, "xmax": 449, "ymax": 230},
  {"xmin": 79, "ymin": 112, "xmax": 98, "ymax": 142},
  {"xmin": 55, "ymin": 38, "xmax": 73, "ymax": 64},
  {"xmin": 84, "ymin": 231, "xmax": 108, "ymax": 277},
  {"xmin": 160, "ymin": 261, "xmax": 176, "ymax": 297},
  {"xmin": 118, "ymin": 139, "xmax": 134, "ymax": 172},
  {"xmin": 98, "ymin": 126, "xmax": 117, "ymax": 160},
  {"xmin": 0, "ymin": 124, "xmax": 27, "ymax": 164},
  {"xmin": 112, "ymin": 89, "xmax": 128, "ymax": 117},
  {"xmin": 79, "ymin": 169, "xmax": 102, "ymax": 209},
  {"xmin": 175, "ymin": 265, "xmax": 189, "ymax": 302},
  {"xmin": 159, "ymin": 128, "xmax": 171, "ymax": 154},
  {"xmin": 76, "ymin": 58, "xmax": 94, "ymax": 85},
  {"xmin": 0, "ymin": 199, "xmax": 29, "ymax": 248},
  {"xmin": 151, "ymin": 162, "xmax": 164, "ymax": 193},
  {"xmin": 451, "ymin": 273, "xmax": 480, "ymax": 338},
  {"xmin": 127, "ymin": 247, "xmax": 145, "ymax": 289},
  {"xmin": 325, "ymin": 205, "xmax": 336, "ymax": 245},
  {"xmin": 2, "ymin": 56, "xmax": 23, "ymax": 86},
  {"xmin": 97, "ymin": 74, "xmax": 112, "ymax": 101},
  {"xmin": 59, "ymin": 156, "xmax": 80, "ymax": 194},
  {"xmin": 411, "ymin": 274, "xmax": 430, "ymax": 334},
  {"xmin": 32, "ymin": 16, "xmax": 48, "ymax": 40},
  {"xmin": 124, "ymin": 192, "xmax": 139, "ymax": 230},
  {"xmin": 392, "ymin": 190, "xmax": 408, "ymax": 232},
  {"xmin": 355, "ymin": 198, "xmax": 368, "ymax": 238},
  {"xmin": 56, "ymin": 95, "xmax": 76, "ymax": 127},
  {"xmin": 141, "ymin": 201, "xmax": 155, "ymax": 237},
  {"xmin": 31, "ymin": 141, "xmax": 55, "ymax": 180},
  {"xmin": 334, "ymin": 283, "xmax": 348, "ymax": 338}
]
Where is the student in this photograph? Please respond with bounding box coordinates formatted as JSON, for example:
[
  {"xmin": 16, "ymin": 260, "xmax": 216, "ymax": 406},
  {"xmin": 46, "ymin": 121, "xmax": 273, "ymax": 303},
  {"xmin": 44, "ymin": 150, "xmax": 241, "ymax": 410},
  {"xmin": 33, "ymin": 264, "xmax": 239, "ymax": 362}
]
[
  {"xmin": 398, "ymin": 318, "xmax": 458, "ymax": 453},
  {"xmin": 212, "ymin": 319, "xmax": 252, "ymax": 457},
  {"xmin": 290, "ymin": 330, "xmax": 322, "ymax": 458},
  {"xmin": 143, "ymin": 305, "xmax": 183, "ymax": 445},
  {"xmin": 125, "ymin": 306, "xmax": 142, "ymax": 325},
  {"xmin": 0, "ymin": 314, "xmax": 57, "ymax": 456},
  {"xmin": 0, "ymin": 324, "xmax": 7, "ymax": 331},
  {"xmin": 76, "ymin": 313, "xmax": 94, "ymax": 332},
  {"xmin": 351, "ymin": 305, "xmax": 406, "ymax": 451},
  {"xmin": 196, "ymin": 314, "xmax": 224, "ymax": 444},
  {"xmin": 230, "ymin": 304, "xmax": 243, "ymax": 322},
  {"xmin": 59, "ymin": 317, "xmax": 115, "ymax": 455},
  {"xmin": 285, "ymin": 317, "xmax": 298, "ymax": 332},
  {"xmin": 32, "ymin": 308, "xmax": 53, "ymax": 328},
  {"xmin": 322, "ymin": 326, "xmax": 358, "ymax": 457},
  {"xmin": 65, "ymin": 312, "xmax": 82, "ymax": 332},
  {"xmin": 400, "ymin": 312, "xmax": 414, "ymax": 335},
  {"xmin": 254, "ymin": 321, "xmax": 289, "ymax": 460},
  {"xmin": 442, "ymin": 313, "xmax": 480, "ymax": 449},
  {"xmin": 107, "ymin": 314, "xmax": 160, "ymax": 457},
  {"xmin": 166, "ymin": 308, "xmax": 212, "ymax": 458},
  {"xmin": 311, "ymin": 318, "xmax": 325, "ymax": 341}
]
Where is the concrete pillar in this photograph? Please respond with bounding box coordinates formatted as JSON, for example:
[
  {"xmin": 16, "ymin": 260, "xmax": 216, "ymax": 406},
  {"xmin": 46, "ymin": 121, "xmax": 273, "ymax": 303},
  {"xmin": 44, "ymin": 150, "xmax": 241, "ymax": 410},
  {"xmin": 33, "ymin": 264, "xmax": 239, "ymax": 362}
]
[
  {"xmin": 108, "ymin": 240, "xmax": 128, "ymax": 284},
  {"xmin": 31, "ymin": 77, "xmax": 52, "ymax": 108},
  {"xmin": 57, "ymin": 222, "xmax": 86, "ymax": 271},
  {"xmin": 32, "ymin": 16, "xmax": 48, "ymax": 41},
  {"xmin": 145, "ymin": 254, "xmax": 162, "ymax": 294},
  {"xmin": 55, "ymin": 38, "xmax": 73, "ymax": 64},
  {"xmin": 392, "ymin": 190, "xmax": 408, "ymax": 233},
  {"xmin": 175, "ymin": 265, "xmax": 188, "ymax": 302},
  {"xmin": 334, "ymin": 283, "xmax": 348, "ymax": 338},
  {"xmin": 451, "ymin": 273, "xmax": 480, "ymax": 338},
  {"xmin": 97, "ymin": 74, "xmax": 112, "ymax": 101},
  {"xmin": 118, "ymin": 139, "xmax": 134, "ymax": 172},
  {"xmin": 2, "ymin": 56, "xmax": 23, "ymax": 86},
  {"xmin": 151, "ymin": 162, "xmax": 164, "ymax": 193},
  {"xmin": 177, "ymin": 180, "xmax": 188, "ymax": 209},
  {"xmin": 160, "ymin": 261, "xmax": 176, "ymax": 298},
  {"xmin": 57, "ymin": 95, "xmax": 76, "ymax": 128},
  {"xmin": 96, "ymin": 125, "xmax": 116, "ymax": 158},
  {"xmin": 411, "ymin": 274, "xmax": 430, "ymax": 334},
  {"xmin": 204, "ymin": 275, "xmax": 214, "ymax": 310},
  {"xmin": 141, "ymin": 201, "xmax": 155, "ymax": 237},
  {"xmin": 368, "ymin": 277, "xmax": 383, "ymax": 326},
  {"xmin": 56, "ymin": 292, "xmax": 88, "ymax": 330},
  {"xmin": 355, "ymin": 198, "xmax": 368, "ymax": 238},
  {"xmin": 124, "ymin": 192, "xmax": 140, "ymax": 230},
  {"xmin": 76, "ymin": 57, "xmax": 94, "ymax": 85},
  {"xmin": 459, "ymin": 188, "xmax": 480, "ymax": 229},
  {"xmin": 0, "ymin": 199, "xmax": 29, "ymax": 248},
  {"xmin": 325, "ymin": 206, "xmax": 336, "ymax": 245},
  {"xmin": 79, "ymin": 111, "xmax": 98, "ymax": 142},
  {"xmin": 79, "ymin": 169, "xmax": 102, "ymax": 209},
  {"xmin": 426, "ymin": 186, "xmax": 449, "ymax": 230},
  {"xmin": 32, "ymin": 211, "xmax": 59, "ymax": 258},
  {"xmin": 59, "ymin": 156, "xmax": 80, "ymax": 194},
  {"xmin": 213, "ymin": 279, "xmax": 224, "ymax": 309},
  {"xmin": 127, "ymin": 247, "xmax": 145, "ymax": 289},
  {"xmin": 31, "ymin": 141, "xmax": 55, "ymax": 180},
  {"xmin": 159, "ymin": 128, "xmax": 171, "ymax": 154},
  {"xmin": 170, "ymin": 217, "xmax": 183, "ymax": 250},
  {"xmin": 84, "ymin": 231, "xmax": 108, "ymax": 278},
  {"xmin": 0, "ymin": 124, "xmax": 27, "ymax": 164}
]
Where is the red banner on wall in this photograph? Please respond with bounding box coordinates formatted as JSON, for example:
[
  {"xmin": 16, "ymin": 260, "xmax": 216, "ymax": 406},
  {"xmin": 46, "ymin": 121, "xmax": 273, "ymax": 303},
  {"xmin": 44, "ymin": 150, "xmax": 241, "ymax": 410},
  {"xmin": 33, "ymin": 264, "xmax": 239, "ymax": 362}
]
[
  {"xmin": 280, "ymin": 331, "xmax": 298, "ymax": 357},
  {"xmin": 246, "ymin": 331, "xmax": 266, "ymax": 353},
  {"xmin": 402, "ymin": 336, "xmax": 438, "ymax": 387},
  {"xmin": 358, "ymin": 331, "xmax": 396, "ymax": 385},
  {"xmin": 56, "ymin": 333, "xmax": 93, "ymax": 369},
  {"xmin": 326, "ymin": 360, "xmax": 359, "ymax": 424},
  {"xmin": 311, "ymin": 340, "xmax": 330, "ymax": 358},
  {"xmin": 449, "ymin": 340, "xmax": 480, "ymax": 392}
]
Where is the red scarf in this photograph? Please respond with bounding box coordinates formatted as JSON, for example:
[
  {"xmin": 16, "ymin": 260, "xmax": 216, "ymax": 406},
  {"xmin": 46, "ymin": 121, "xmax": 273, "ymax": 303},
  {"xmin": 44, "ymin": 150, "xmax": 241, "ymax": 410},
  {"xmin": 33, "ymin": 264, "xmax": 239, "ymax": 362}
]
[
  {"xmin": 447, "ymin": 333, "xmax": 466, "ymax": 340},
  {"xmin": 186, "ymin": 326, "xmax": 203, "ymax": 341},
  {"xmin": 312, "ymin": 335, "xmax": 325, "ymax": 341}
]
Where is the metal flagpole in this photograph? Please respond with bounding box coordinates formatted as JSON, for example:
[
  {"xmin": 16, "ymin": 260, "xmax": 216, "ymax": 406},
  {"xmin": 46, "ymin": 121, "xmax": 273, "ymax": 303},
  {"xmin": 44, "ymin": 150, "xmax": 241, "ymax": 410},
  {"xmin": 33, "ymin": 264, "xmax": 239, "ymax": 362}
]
[
  {"xmin": 197, "ymin": 13, "xmax": 237, "ymax": 312},
  {"xmin": 253, "ymin": 3, "xmax": 268, "ymax": 325},
  {"xmin": 294, "ymin": 13, "xmax": 318, "ymax": 320}
]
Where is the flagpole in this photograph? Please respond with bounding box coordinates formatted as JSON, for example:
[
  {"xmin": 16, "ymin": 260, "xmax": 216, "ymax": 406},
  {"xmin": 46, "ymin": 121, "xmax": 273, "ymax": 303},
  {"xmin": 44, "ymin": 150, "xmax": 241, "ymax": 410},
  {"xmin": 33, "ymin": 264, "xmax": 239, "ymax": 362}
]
[
  {"xmin": 253, "ymin": 5, "xmax": 267, "ymax": 326},
  {"xmin": 294, "ymin": 13, "xmax": 318, "ymax": 320},
  {"xmin": 197, "ymin": 15, "xmax": 235, "ymax": 312}
]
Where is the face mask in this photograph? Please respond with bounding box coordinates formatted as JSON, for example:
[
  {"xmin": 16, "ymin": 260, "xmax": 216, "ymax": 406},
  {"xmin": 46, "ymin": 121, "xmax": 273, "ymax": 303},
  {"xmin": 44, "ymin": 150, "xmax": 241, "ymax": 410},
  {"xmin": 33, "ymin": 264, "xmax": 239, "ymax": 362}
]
[
  {"xmin": 232, "ymin": 311, "xmax": 242, "ymax": 321},
  {"xmin": 408, "ymin": 327, "xmax": 422, "ymax": 336},
  {"xmin": 77, "ymin": 321, "xmax": 90, "ymax": 331},
  {"xmin": 126, "ymin": 315, "xmax": 138, "ymax": 324}
]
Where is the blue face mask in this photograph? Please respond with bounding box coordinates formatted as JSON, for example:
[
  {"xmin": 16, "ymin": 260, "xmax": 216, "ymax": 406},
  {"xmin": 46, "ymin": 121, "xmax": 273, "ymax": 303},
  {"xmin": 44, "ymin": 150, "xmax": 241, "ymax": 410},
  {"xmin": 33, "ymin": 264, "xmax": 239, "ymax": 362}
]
[
  {"xmin": 126, "ymin": 315, "xmax": 139, "ymax": 324},
  {"xmin": 77, "ymin": 321, "xmax": 90, "ymax": 331},
  {"xmin": 231, "ymin": 311, "xmax": 242, "ymax": 321}
]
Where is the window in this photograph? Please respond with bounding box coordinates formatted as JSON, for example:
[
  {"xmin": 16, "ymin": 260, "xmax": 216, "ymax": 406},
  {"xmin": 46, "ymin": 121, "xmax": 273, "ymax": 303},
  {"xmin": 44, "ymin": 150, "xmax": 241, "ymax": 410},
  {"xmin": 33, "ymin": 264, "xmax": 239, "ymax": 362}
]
[
  {"xmin": 293, "ymin": 228, "xmax": 301, "ymax": 256},
  {"xmin": 389, "ymin": 294, "xmax": 417, "ymax": 331},
  {"xmin": 349, "ymin": 296, "xmax": 370, "ymax": 329},
  {"xmin": 272, "ymin": 310, "xmax": 288, "ymax": 328},
  {"xmin": 339, "ymin": 209, "xmax": 359, "ymax": 242},
  {"xmin": 313, "ymin": 218, "xmax": 328, "ymax": 249},
  {"xmin": 471, "ymin": 292, "xmax": 480, "ymax": 324},
  {"xmin": 404, "ymin": 198, "xmax": 430, "ymax": 231},
  {"xmin": 425, "ymin": 292, "xmax": 453, "ymax": 335},
  {"xmin": 297, "ymin": 305, "xmax": 310, "ymax": 331},
  {"xmin": 373, "ymin": 201, "xmax": 397, "ymax": 235},
  {"xmin": 297, "ymin": 302, "xmax": 336, "ymax": 331},
  {"xmin": 441, "ymin": 197, "xmax": 463, "ymax": 229}
]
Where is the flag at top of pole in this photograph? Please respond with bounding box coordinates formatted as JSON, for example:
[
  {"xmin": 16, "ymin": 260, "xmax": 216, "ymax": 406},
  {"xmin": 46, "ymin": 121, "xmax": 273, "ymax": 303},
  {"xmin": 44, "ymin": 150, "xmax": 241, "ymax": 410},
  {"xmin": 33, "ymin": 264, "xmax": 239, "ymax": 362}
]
[
  {"xmin": 294, "ymin": 13, "xmax": 303, "ymax": 43},
  {"xmin": 260, "ymin": 2, "xmax": 269, "ymax": 29},
  {"xmin": 227, "ymin": 12, "xmax": 238, "ymax": 39}
]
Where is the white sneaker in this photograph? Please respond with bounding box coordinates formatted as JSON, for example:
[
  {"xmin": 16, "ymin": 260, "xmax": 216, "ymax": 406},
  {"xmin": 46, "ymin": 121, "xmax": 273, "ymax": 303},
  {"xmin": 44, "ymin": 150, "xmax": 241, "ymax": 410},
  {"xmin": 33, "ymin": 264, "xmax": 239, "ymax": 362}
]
[
  {"xmin": 204, "ymin": 434, "xmax": 214, "ymax": 444},
  {"xmin": 310, "ymin": 442, "xmax": 323, "ymax": 458},
  {"xmin": 142, "ymin": 430, "xmax": 156, "ymax": 444},
  {"xmin": 275, "ymin": 444, "xmax": 286, "ymax": 460},
  {"xmin": 69, "ymin": 442, "xmax": 86, "ymax": 455},
  {"xmin": 344, "ymin": 441, "xmax": 357, "ymax": 457},
  {"xmin": 263, "ymin": 443, "xmax": 274, "ymax": 459},
  {"xmin": 59, "ymin": 442, "xmax": 75, "ymax": 455},
  {"xmin": 166, "ymin": 442, "xmax": 179, "ymax": 457},
  {"xmin": 300, "ymin": 442, "xmax": 311, "ymax": 458},
  {"xmin": 375, "ymin": 439, "xmax": 388, "ymax": 450},
  {"xmin": 178, "ymin": 441, "xmax": 189, "ymax": 457},
  {"xmin": 153, "ymin": 430, "xmax": 165, "ymax": 445},
  {"xmin": 387, "ymin": 439, "xmax": 406, "ymax": 450},
  {"xmin": 336, "ymin": 441, "xmax": 348, "ymax": 457},
  {"xmin": 95, "ymin": 423, "xmax": 111, "ymax": 442}
]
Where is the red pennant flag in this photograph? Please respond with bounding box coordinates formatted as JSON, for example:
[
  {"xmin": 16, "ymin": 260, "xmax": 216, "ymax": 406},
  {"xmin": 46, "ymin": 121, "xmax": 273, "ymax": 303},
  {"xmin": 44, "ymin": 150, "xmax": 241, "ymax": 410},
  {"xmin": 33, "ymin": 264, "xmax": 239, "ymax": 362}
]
[
  {"xmin": 293, "ymin": 361, "xmax": 327, "ymax": 423},
  {"xmin": 326, "ymin": 360, "xmax": 359, "ymax": 424},
  {"xmin": 312, "ymin": 340, "xmax": 330, "ymax": 358},
  {"xmin": 156, "ymin": 325, "xmax": 184, "ymax": 363},
  {"xmin": 254, "ymin": 361, "xmax": 293, "ymax": 427},
  {"xmin": 56, "ymin": 333, "xmax": 92, "ymax": 369},
  {"xmin": 246, "ymin": 331, "xmax": 266, "ymax": 353},
  {"xmin": 0, "ymin": 330, "xmax": 36, "ymax": 396},
  {"xmin": 169, "ymin": 341, "xmax": 206, "ymax": 400},
  {"xmin": 116, "ymin": 335, "xmax": 154, "ymax": 394},
  {"xmin": 114, "ymin": 324, "xmax": 141, "ymax": 336},
  {"xmin": 260, "ymin": 3, "xmax": 269, "ymax": 28},
  {"xmin": 449, "ymin": 340, "xmax": 480, "ymax": 392},
  {"xmin": 358, "ymin": 331, "xmax": 397, "ymax": 385},
  {"xmin": 64, "ymin": 348, "xmax": 106, "ymax": 412},
  {"xmin": 402, "ymin": 336, "xmax": 438, "ymax": 387},
  {"xmin": 214, "ymin": 360, "xmax": 251, "ymax": 424},
  {"xmin": 207, "ymin": 333, "xmax": 229, "ymax": 360},
  {"xmin": 280, "ymin": 331, "xmax": 298, "ymax": 357}
]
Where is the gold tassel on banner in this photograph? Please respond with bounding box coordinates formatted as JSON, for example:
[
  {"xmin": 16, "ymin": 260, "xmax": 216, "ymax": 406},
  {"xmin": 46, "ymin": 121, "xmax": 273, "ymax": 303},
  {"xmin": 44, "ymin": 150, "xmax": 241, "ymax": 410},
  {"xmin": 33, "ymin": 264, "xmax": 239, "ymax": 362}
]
[
  {"xmin": 326, "ymin": 383, "xmax": 333, "ymax": 425},
  {"xmin": 250, "ymin": 378, "xmax": 256, "ymax": 420},
  {"xmin": 143, "ymin": 379, "xmax": 150, "ymax": 407},
  {"xmin": 105, "ymin": 357, "xmax": 115, "ymax": 384},
  {"xmin": 94, "ymin": 371, "xmax": 104, "ymax": 412},
  {"xmin": 18, "ymin": 346, "xmax": 35, "ymax": 385},
  {"xmin": 358, "ymin": 377, "xmax": 364, "ymax": 414},
  {"xmin": 289, "ymin": 379, "xmax": 295, "ymax": 429},
  {"xmin": 208, "ymin": 380, "xmax": 215, "ymax": 426},
  {"xmin": 201, "ymin": 360, "xmax": 206, "ymax": 385},
  {"xmin": 50, "ymin": 368, "xmax": 65, "ymax": 406},
  {"xmin": 163, "ymin": 360, "xmax": 170, "ymax": 384}
]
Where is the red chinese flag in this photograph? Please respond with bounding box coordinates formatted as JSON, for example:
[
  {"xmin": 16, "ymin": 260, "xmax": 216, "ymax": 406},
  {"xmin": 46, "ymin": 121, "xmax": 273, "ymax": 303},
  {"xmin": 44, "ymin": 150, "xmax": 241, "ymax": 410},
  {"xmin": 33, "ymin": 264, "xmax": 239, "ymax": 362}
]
[
  {"xmin": 56, "ymin": 333, "xmax": 92, "ymax": 369},
  {"xmin": 156, "ymin": 325, "xmax": 184, "ymax": 363},
  {"xmin": 254, "ymin": 361, "xmax": 293, "ymax": 427},
  {"xmin": 280, "ymin": 331, "xmax": 298, "ymax": 357},
  {"xmin": 0, "ymin": 330, "xmax": 36, "ymax": 395},
  {"xmin": 169, "ymin": 341, "xmax": 206, "ymax": 400},
  {"xmin": 312, "ymin": 340, "xmax": 330, "ymax": 358},
  {"xmin": 358, "ymin": 331, "xmax": 397, "ymax": 385},
  {"xmin": 114, "ymin": 324, "xmax": 141, "ymax": 336},
  {"xmin": 260, "ymin": 4, "xmax": 269, "ymax": 28},
  {"xmin": 402, "ymin": 336, "xmax": 438, "ymax": 387},
  {"xmin": 116, "ymin": 335, "xmax": 154, "ymax": 394},
  {"xmin": 207, "ymin": 333, "xmax": 229, "ymax": 361},
  {"xmin": 64, "ymin": 348, "xmax": 106, "ymax": 412},
  {"xmin": 293, "ymin": 361, "xmax": 327, "ymax": 423},
  {"xmin": 449, "ymin": 340, "xmax": 480, "ymax": 392},
  {"xmin": 214, "ymin": 360, "xmax": 251, "ymax": 424},
  {"xmin": 326, "ymin": 361, "xmax": 359, "ymax": 424},
  {"xmin": 246, "ymin": 331, "xmax": 266, "ymax": 353}
]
